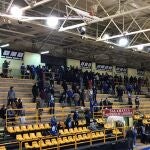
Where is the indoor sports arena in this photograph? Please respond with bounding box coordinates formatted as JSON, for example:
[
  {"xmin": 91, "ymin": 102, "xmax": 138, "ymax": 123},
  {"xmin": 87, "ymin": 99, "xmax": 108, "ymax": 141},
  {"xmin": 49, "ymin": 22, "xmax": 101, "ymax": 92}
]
[{"xmin": 0, "ymin": 0, "xmax": 150, "ymax": 150}]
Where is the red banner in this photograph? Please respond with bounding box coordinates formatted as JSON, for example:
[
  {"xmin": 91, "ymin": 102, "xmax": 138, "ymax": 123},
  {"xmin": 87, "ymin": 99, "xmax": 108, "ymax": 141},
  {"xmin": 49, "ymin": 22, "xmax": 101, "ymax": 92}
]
[{"xmin": 102, "ymin": 108, "xmax": 133, "ymax": 117}]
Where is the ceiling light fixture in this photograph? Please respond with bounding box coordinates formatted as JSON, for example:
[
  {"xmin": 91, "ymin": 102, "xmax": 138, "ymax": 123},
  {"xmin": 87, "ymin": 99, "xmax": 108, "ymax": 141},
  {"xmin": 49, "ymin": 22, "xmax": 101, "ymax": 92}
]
[
  {"xmin": 137, "ymin": 45, "xmax": 144, "ymax": 51},
  {"xmin": 10, "ymin": 6, "xmax": 23, "ymax": 19},
  {"xmin": 0, "ymin": 43, "xmax": 10, "ymax": 48},
  {"xmin": 102, "ymin": 33, "xmax": 110, "ymax": 40},
  {"xmin": 40, "ymin": 51, "xmax": 49, "ymax": 54},
  {"xmin": 118, "ymin": 37, "xmax": 129, "ymax": 47},
  {"xmin": 78, "ymin": 26, "xmax": 86, "ymax": 35},
  {"xmin": 46, "ymin": 16, "xmax": 59, "ymax": 28}
]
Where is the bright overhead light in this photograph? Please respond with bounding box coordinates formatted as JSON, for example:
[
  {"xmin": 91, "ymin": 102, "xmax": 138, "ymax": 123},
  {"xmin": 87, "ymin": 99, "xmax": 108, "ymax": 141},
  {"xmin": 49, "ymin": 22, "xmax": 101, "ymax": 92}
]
[
  {"xmin": 41, "ymin": 51, "xmax": 49, "ymax": 54},
  {"xmin": 46, "ymin": 16, "xmax": 59, "ymax": 28},
  {"xmin": 0, "ymin": 43, "xmax": 10, "ymax": 48},
  {"xmin": 118, "ymin": 37, "xmax": 129, "ymax": 47},
  {"xmin": 137, "ymin": 45, "xmax": 144, "ymax": 51},
  {"xmin": 102, "ymin": 34, "xmax": 110, "ymax": 40},
  {"xmin": 10, "ymin": 6, "xmax": 23, "ymax": 19}
]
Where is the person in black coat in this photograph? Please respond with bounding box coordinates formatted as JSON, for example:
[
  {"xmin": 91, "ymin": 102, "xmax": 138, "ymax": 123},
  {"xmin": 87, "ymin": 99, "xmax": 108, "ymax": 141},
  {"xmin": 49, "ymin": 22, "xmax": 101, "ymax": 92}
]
[
  {"xmin": 32, "ymin": 84, "xmax": 39, "ymax": 102},
  {"xmin": 126, "ymin": 127, "xmax": 134, "ymax": 150}
]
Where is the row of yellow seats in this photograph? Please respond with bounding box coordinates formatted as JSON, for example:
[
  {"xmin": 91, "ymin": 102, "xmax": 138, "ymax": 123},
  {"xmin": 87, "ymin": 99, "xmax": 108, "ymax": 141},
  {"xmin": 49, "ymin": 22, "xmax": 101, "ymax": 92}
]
[
  {"xmin": 16, "ymin": 132, "xmax": 43, "ymax": 141},
  {"xmin": 78, "ymin": 120, "xmax": 86, "ymax": 126},
  {"xmin": 25, "ymin": 132, "xmax": 105, "ymax": 149},
  {"xmin": 7, "ymin": 123, "xmax": 50, "ymax": 133},
  {"xmin": 0, "ymin": 146, "xmax": 6, "ymax": 150},
  {"xmin": 59, "ymin": 127, "xmax": 89, "ymax": 135},
  {"xmin": 104, "ymin": 123, "xmax": 113, "ymax": 129}
]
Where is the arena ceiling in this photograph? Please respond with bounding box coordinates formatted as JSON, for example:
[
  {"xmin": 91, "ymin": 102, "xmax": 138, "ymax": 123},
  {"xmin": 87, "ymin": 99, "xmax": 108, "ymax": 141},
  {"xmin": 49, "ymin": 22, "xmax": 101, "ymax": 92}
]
[{"xmin": 0, "ymin": 0, "xmax": 150, "ymax": 69}]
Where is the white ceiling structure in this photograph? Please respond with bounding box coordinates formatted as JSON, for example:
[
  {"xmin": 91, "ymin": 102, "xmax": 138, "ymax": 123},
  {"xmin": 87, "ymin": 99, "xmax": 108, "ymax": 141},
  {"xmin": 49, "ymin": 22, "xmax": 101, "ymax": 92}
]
[{"xmin": 0, "ymin": 0, "xmax": 150, "ymax": 69}]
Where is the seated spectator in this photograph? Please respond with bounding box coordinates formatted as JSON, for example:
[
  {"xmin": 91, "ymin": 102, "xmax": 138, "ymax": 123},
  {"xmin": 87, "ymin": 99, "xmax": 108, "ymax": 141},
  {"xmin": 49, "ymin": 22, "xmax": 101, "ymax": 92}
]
[
  {"xmin": 103, "ymin": 98, "xmax": 112, "ymax": 109},
  {"xmin": 59, "ymin": 91, "xmax": 67, "ymax": 105},
  {"xmin": 7, "ymin": 86, "xmax": 16, "ymax": 106},
  {"xmin": 7, "ymin": 105, "xmax": 15, "ymax": 124}
]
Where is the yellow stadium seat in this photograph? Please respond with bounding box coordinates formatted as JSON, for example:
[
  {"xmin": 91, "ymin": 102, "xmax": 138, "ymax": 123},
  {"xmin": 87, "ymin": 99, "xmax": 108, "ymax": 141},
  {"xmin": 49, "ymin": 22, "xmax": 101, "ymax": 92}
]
[
  {"xmin": 33, "ymin": 124, "xmax": 39, "ymax": 130},
  {"xmin": 7, "ymin": 127, "xmax": 14, "ymax": 133},
  {"xmin": 58, "ymin": 137, "xmax": 64, "ymax": 145},
  {"xmin": 25, "ymin": 143, "xmax": 32, "ymax": 149},
  {"xmin": 44, "ymin": 123, "xmax": 50, "ymax": 129},
  {"xmin": 45, "ymin": 139, "xmax": 52, "ymax": 146},
  {"xmin": 16, "ymin": 134, "xmax": 23, "ymax": 141},
  {"xmin": 51, "ymin": 139, "xmax": 57, "ymax": 145},
  {"xmin": 59, "ymin": 129, "xmax": 64, "ymax": 134},
  {"xmin": 104, "ymin": 123, "xmax": 113, "ymax": 129},
  {"xmin": 64, "ymin": 129, "xmax": 69, "ymax": 134},
  {"xmin": 83, "ymin": 134, "xmax": 89, "ymax": 140},
  {"xmin": 86, "ymin": 133, "xmax": 91, "ymax": 139},
  {"xmin": 112, "ymin": 129, "xmax": 122, "ymax": 135},
  {"xmin": 36, "ymin": 132, "xmax": 43, "ymax": 138},
  {"xmin": 14, "ymin": 126, "xmax": 21, "ymax": 133},
  {"xmin": 82, "ymin": 120, "xmax": 86, "ymax": 125},
  {"xmin": 69, "ymin": 128, "xmax": 74, "ymax": 134},
  {"xmin": 68, "ymin": 136, "xmax": 74, "ymax": 143},
  {"xmin": 74, "ymin": 127, "xmax": 78, "ymax": 133},
  {"xmin": 39, "ymin": 124, "xmax": 45, "ymax": 130},
  {"xmin": 78, "ymin": 120, "xmax": 82, "ymax": 126},
  {"xmin": 23, "ymin": 134, "xmax": 30, "ymax": 140},
  {"xmin": 63, "ymin": 137, "xmax": 69, "ymax": 143},
  {"xmin": 21, "ymin": 125, "xmax": 28, "ymax": 132},
  {"xmin": 78, "ymin": 127, "xmax": 83, "ymax": 132},
  {"xmin": 32, "ymin": 141, "xmax": 40, "ymax": 148},
  {"xmin": 92, "ymin": 133, "xmax": 97, "ymax": 139},
  {"xmin": 77, "ymin": 135, "xmax": 83, "ymax": 141},
  {"xmin": 38, "ymin": 140, "xmax": 47, "ymax": 148},
  {"xmin": 82, "ymin": 127, "xmax": 89, "ymax": 132},
  {"xmin": 99, "ymin": 132, "xmax": 104, "ymax": 137},
  {"xmin": 0, "ymin": 146, "xmax": 6, "ymax": 150},
  {"xmin": 27, "ymin": 125, "xmax": 34, "ymax": 131},
  {"xmin": 29, "ymin": 133, "xmax": 37, "ymax": 139}
]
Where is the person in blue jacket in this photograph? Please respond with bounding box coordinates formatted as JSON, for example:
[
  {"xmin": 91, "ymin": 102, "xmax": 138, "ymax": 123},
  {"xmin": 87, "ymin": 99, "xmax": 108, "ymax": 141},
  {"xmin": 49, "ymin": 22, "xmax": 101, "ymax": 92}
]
[{"xmin": 73, "ymin": 110, "xmax": 79, "ymax": 127}]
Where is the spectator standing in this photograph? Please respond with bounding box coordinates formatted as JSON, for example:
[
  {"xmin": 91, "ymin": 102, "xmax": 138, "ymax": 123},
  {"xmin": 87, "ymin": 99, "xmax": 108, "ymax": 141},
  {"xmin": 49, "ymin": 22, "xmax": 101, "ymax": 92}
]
[
  {"xmin": 135, "ymin": 96, "xmax": 140, "ymax": 109},
  {"xmin": 17, "ymin": 99, "xmax": 23, "ymax": 116},
  {"xmin": 66, "ymin": 88, "xmax": 73, "ymax": 106},
  {"xmin": 132, "ymin": 126, "xmax": 137, "ymax": 147},
  {"xmin": 116, "ymin": 84, "xmax": 123, "ymax": 102},
  {"xmin": 73, "ymin": 110, "xmax": 79, "ymax": 127},
  {"xmin": 7, "ymin": 86, "xmax": 16, "ymax": 105},
  {"xmin": 32, "ymin": 84, "xmax": 39, "ymax": 102},
  {"xmin": 49, "ymin": 94, "xmax": 55, "ymax": 114},
  {"xmin": 50, "ymin": 116, "xmax": 58, "ymax": 136},
  {"xmin": 65, "ymin": 114, "xmax": 72, "ymax": 129},
  {"xmin": 0, "ymin": 105, "xmax": 6, "ymax": 125},
  {"xmin": 128, "ymin": 93, "xmax": 132, "ymax": 108},
  {"xmin": 20, "ymin": 63, "xmax": 26, "ymax": 79},
  {"xmin": 126, "ymin": 127, "xmax": 134, "ymax": 150},
  {"xmin": 84, "ymin": 109, "xmax": 91, "ymax": 127},
  {"xmin": 80, "ymin": 89, "xmax": 85, "ymax": 107},
  {"xmin": 2, "ymin": 60, "xmax": 9, "ymax": 78},
  {"xmin": 62, "ymin": 80, "xmax": 68, "ymax": 92}
]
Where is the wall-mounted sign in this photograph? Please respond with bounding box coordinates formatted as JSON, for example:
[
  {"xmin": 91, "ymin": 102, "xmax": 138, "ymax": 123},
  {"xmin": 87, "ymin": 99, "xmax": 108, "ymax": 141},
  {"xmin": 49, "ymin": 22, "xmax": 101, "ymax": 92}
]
[
  {"xmin": 96, "ymin": 64, "xmax": 113, "ymax": 71},
  {"xmin": 1, "ymin": 49, "xmax": 24, "ymax": 60},
  {"xmin": 116, "ymin": 66, "xmax": 127, "ymax": 74},
  {"xmin": 80, "ymin": 61, "xmax": 92, "ymax": 69},
  {"xmin": 137, "ymin": 70, "xmax": 145, "ymax": 76},
  {"xmin": 103, "ymin": 108, "xmax": 133, "ymax": 117}
]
